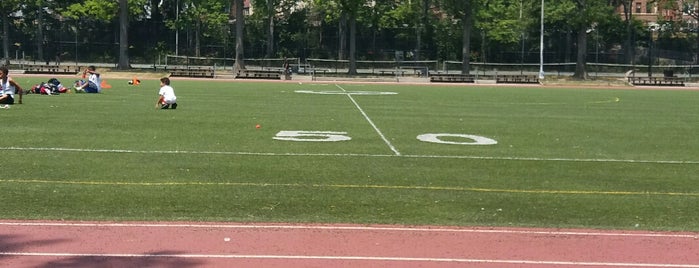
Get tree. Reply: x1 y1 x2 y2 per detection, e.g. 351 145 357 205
546 0 614 79
440 0 475 74
337 0 366 75
62 0 147 68
0 0 22 65
683 0 699 63
118 0 129 69
252 0 280 57
232 0 246 71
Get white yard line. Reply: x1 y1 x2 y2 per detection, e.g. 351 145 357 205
1 146 698 165
335 84 401 156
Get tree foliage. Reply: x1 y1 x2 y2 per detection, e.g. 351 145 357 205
1 0 697 80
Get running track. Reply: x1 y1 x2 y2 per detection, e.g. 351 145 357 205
1 221 698 267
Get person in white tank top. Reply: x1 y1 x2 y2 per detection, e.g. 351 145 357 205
0 66 24 107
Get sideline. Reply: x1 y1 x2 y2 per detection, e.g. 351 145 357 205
1 221 697 238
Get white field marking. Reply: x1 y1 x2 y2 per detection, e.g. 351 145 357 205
1 221 697 239
0 252 698 267
495 97 620 106
295 90 398 95
3 179 699 197
335 84 401 156
1 146 699 165
587 97 621 104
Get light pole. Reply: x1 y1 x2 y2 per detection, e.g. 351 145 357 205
586 23 598 78
539 0 545 79
520 0 525 75
175 0 179 56
648 24 658 77
595 29 599 78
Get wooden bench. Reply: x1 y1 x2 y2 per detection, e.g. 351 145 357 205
628 77 684 86
430 74 476 83
24 64 80 75
168 67 214 78
496 75 540 84
235 70 282 80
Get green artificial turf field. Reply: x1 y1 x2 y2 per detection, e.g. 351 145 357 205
1 76 698 231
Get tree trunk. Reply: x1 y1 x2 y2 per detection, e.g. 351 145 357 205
461 3 472 75
37 4 45 63
573 28 588 79
338 11 347 60
117 0 130 69
195 20 201 57
266 0 274 57
348 15 357 75
233 0 246 72
621 0 633 64
2 14 10 65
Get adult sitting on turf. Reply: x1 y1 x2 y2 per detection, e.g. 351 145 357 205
0 66 24 107
75 66 101 93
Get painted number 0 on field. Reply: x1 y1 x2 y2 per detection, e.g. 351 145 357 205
273 131 352 142
417 133 497 145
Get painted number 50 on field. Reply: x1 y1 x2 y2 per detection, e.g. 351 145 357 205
274 131 497 145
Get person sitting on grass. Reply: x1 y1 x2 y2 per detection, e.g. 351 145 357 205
75 65 101 93
0 66 23 108
156 77 177 109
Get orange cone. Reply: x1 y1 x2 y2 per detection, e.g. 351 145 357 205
100 80 112 89
132 77 140 85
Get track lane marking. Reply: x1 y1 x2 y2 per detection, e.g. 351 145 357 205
0 252 697 267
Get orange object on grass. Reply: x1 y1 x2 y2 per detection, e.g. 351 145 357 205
100 80 112 89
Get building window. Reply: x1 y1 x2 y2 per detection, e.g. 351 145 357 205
635 2 641 13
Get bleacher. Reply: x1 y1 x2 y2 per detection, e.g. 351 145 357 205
235 69 282 80
496 75 540 84
167 66 215 78
24 64 81 75
628 76 684 86
429 73 476 83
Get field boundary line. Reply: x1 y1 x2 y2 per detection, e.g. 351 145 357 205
335 84 401 156
2 179 699 197
2 146 699 165
1 221 698 238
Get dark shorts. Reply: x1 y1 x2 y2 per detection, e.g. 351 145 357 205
0 95 14 104
85 81 99 93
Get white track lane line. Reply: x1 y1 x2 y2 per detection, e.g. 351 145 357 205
0 252 698 267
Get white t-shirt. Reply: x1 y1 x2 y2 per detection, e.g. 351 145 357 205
1 78 16 96
159 85 177 104
88 73 101 92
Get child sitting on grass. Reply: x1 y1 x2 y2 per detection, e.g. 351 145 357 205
74 66 101 93
156 77 178 109
0 66 23 108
